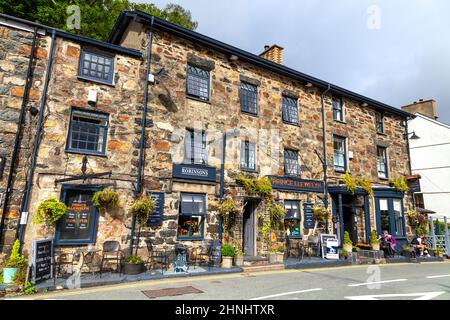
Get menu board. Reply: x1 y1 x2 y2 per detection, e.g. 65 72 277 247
320 234 338 258
65 201 90 230
32 239 53 283
303 202 315 229
147 192 164 227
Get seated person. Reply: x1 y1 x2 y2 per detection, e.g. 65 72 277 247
380 230 396 257
411 234 430 257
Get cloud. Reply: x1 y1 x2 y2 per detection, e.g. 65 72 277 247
139 0 450 123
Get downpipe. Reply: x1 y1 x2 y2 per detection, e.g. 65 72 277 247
321 84 331 230
0 27 39 249
130 17 154 256
16 29 56 248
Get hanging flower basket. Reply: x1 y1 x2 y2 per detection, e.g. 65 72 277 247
92 190 119 210
130 196 155 225
34 196 68 225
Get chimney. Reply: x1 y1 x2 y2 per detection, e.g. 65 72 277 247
259 44 284 64
401 99 438 120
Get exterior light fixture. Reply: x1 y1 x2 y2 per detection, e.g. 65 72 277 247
361 102 368 107
305 82 313 87
229 55 239 61
405 131 420 140
0 157 5 179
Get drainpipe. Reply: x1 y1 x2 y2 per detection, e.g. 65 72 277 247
16 29 57 248
405 118 416 209
130 17 155 256
320 84 331 221
0 27 39 249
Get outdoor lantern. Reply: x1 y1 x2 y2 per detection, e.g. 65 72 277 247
0 157 5 179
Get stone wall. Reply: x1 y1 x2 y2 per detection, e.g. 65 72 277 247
0 27 48 253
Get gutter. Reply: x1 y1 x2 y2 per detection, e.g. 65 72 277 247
16 29 57 247
321 84 331 212
112 10 413 119
130 16 155 255
0 27 38 248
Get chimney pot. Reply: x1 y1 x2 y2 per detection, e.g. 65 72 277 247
264 45 270 51
259 44 284 65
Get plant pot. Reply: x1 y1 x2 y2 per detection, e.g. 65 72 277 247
123 262 144 275
343 244 353 253
221 256 233 269
3 267 18 284
234 254 244 267
371 243 380 251
268 252 277 264
276 252 285 263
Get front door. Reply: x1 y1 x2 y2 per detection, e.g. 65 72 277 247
342 195 358 243
243 200 256 256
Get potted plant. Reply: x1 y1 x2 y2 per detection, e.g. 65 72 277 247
268 245 277 263
401 245 412 257
33 196 68 225
339 249 349 260
343 231 353 253
276 244 285 263
2 239 27 284
370 230 380 251
123 255 145 275
221 243 235 269
92 190 119 212
232 241 244 267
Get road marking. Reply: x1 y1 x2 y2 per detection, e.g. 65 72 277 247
346 291 446 300
348 279 407 287
250 288 322 300
426 274 450 279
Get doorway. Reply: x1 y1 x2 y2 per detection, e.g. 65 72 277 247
243 200 257 257
342 195 358 244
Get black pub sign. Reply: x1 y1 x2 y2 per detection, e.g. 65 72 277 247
172 164 216 183
268 176 324 193
32 239 53 283
147 192 164 227
303 202 315 229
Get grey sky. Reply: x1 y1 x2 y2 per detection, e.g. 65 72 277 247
138 0 450 123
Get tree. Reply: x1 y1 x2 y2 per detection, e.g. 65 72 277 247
0 0 198 41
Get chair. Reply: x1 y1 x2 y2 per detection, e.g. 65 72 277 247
99 241 123 277
308 236 321 257
297 239 309 260
53 249 75 285
145 240 170 274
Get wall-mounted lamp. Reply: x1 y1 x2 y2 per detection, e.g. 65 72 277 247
305 82 313 88
0 156 5 179
405 131 420 140
229 55 239 61
361 102 368 107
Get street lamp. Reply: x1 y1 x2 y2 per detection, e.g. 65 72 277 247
405 131 420 140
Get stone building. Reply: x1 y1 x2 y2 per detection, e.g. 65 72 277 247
0 11 414 262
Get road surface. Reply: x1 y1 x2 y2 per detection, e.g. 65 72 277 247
10 261 450 300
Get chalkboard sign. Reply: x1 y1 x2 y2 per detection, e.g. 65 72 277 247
32 239 53 284
146 192 164 227
202 239 221 267
303 202 315 229
320 234 338 259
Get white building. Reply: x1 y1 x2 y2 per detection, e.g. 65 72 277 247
402 100 450 218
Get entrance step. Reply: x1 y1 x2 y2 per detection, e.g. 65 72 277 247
243 256 269 266
242 263 285 273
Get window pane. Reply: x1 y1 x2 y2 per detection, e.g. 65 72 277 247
333 137 346 171
178 215 203 238
377 147 387 178
284 150 299 176
78 50 114 84
393 199 404 236
333 98 343 121
285 219 301 237
380 198 390 233
282 96 298 124
240 82 258 114
186 65 210 100
241 141 256 170
185 129 206 164
68 111 108 155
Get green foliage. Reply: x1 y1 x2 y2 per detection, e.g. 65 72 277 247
312 206 330 223
370 230 380 244
276 244 285 253
343 231 352 245
352 246 360 253
221 243 235 257
130 196 155 225
0 271 3 284
339 249 349 257
261 219 271 237
34 196 68 225
389 177 409 193
343 171 358 195
219 199 239 232
236 176 273 198
406 210 428 234
357 178 373 196
268 202 285 231
92 190 119 210
24 281 38 295
0 1 198 41
3 240 27 268
126 255 143 264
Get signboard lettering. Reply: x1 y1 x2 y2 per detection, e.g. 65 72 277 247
147 192 164 227
173 164 216 183
268 176 324 193
64 201 90 232
320 234 338 259
325 239 339 260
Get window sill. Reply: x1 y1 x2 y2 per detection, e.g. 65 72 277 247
77 76 115 87
240 167 258 173
378 176 389 181
240 110 259 118
186 95 211 104
333 120 346 124
177 237 204 241
65 149 107 158
282 120 301 127
377 132 387 136
334 169 347 174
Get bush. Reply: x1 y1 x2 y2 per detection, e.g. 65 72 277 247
268 202 285 230
130 196 155 225
3 240 27 268
92 190 119 209
24 282 38 295
236 176 273 198
126 255 144 264
357 178 373 196
344 171 358 195
221 243 235 257
389 177 409 193
219 199 239 232
343 231 352 245
370 230 380 244
34 196 67 225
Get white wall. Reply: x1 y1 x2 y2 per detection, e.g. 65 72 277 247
408 114 450 217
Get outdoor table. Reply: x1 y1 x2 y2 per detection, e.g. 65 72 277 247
74 247 101 276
